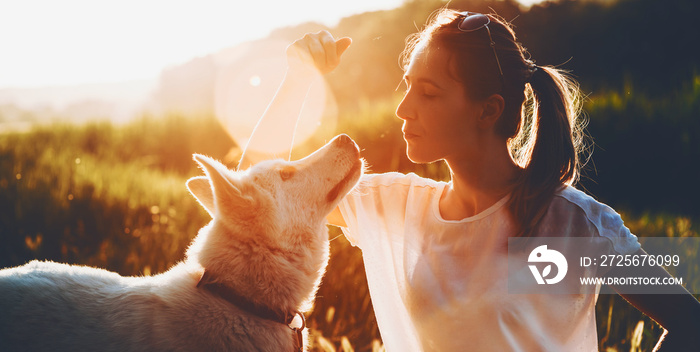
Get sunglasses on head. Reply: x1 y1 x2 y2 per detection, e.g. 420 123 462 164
457 12 504 77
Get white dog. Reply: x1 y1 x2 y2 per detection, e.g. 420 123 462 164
0 134 363 352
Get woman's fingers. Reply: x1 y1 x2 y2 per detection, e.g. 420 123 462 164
287 31 352 75
319 31 339 69
306 33 327 71
335 37 352 58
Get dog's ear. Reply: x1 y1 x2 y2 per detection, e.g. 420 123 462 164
187 176 215 217
196 269 216 288
192 154 256 216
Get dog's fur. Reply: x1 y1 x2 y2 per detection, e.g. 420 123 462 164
0 134 362 352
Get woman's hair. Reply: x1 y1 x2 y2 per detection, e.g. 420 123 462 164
401 9 588 237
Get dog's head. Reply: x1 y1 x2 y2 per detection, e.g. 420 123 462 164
187 134 362 231
185 134 362 307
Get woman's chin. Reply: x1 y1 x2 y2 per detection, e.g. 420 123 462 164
406 146 438 164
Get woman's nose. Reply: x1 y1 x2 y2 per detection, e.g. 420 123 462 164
395 92 413 121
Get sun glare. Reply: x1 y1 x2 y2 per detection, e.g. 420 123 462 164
214 40 336 156
0 0 406 89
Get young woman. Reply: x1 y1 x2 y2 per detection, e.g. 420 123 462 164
245 9 700 351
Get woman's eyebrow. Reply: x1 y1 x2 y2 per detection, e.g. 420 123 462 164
403 75 444 89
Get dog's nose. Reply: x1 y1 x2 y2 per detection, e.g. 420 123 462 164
337 134 351 144
335 134 359 154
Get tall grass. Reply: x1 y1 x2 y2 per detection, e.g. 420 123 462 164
1 104 698 350
0 115 384 351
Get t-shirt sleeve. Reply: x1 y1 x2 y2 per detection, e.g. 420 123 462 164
559 187 641 255
338 172 415 248
595 205 640 255
337 172 426 350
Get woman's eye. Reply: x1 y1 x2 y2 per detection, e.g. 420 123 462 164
419 85 439 98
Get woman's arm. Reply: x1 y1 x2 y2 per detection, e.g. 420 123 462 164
238 31 351 169
606 248 700 351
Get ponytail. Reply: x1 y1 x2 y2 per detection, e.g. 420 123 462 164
508 65 586 237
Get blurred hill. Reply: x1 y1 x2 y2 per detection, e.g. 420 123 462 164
155 0 698 113
0 79 157 130
4 0 696 126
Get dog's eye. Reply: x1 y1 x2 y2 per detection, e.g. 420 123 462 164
279 166 296 181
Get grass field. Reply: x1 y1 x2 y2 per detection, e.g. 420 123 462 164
1 106 698 351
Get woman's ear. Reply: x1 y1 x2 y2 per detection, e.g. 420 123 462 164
478 94 505 128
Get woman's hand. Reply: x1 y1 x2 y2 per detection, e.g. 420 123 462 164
286 30 352 76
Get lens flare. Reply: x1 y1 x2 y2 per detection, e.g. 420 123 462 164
249 75 261 87
214 40 336 156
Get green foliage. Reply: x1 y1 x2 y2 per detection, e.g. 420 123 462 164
580 75 700 216
0 115 232 273
517 0 699 96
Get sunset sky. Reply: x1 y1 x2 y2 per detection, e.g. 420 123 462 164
0 0 543 89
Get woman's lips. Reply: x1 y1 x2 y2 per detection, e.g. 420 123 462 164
403 131 419 140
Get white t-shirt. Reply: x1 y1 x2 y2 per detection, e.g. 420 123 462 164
338 172 640 352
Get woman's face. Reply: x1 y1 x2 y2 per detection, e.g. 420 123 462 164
396 42 484 164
